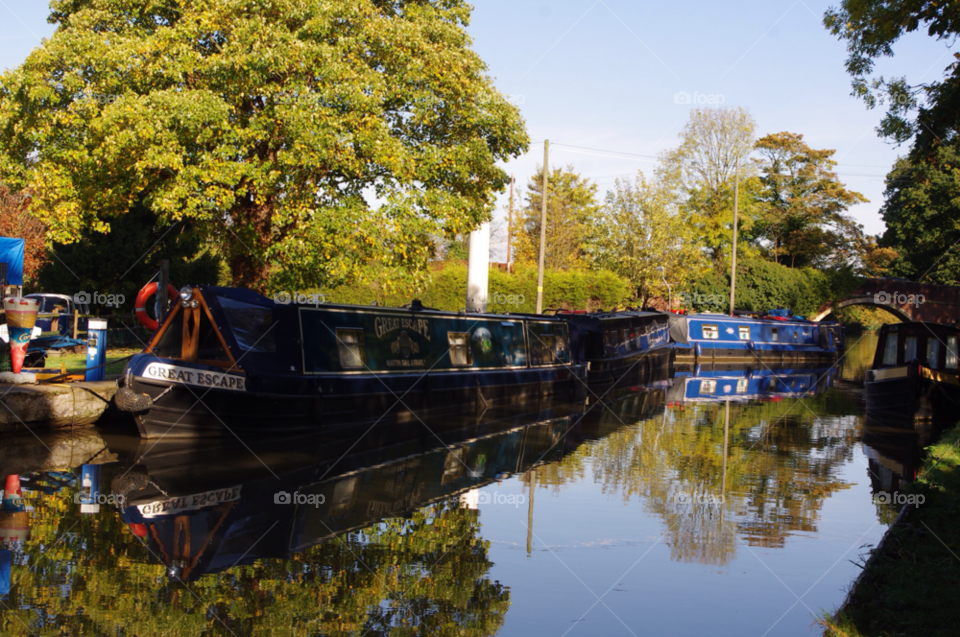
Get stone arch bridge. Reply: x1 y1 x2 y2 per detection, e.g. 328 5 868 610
813 279 960 324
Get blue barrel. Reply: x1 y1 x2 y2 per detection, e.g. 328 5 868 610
85 319 108 382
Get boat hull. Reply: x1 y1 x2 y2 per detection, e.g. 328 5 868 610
128 362 586 438
865 365 960 424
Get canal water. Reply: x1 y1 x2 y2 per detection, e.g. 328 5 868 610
0 335 916 636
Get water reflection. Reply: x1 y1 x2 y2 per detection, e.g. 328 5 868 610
0 344 922 636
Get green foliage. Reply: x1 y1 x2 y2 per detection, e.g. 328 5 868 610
323 263 632 312
754 132 869 269
682 257 862 317
0 0 528 291
879 144 960 285
36 203 220 312
513 164 600 270
594 171 708 305
823 0 960 147
657 107 760 266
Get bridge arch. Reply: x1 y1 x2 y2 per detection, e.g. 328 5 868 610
813 279 960 324
812 296 913 323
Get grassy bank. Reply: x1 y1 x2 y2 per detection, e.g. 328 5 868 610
32 347 140 380
821 424 960 637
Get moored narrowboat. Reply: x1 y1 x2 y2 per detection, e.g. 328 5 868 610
564 310 673 392
668 312 840 364
117 285 586 438
864 322 960 423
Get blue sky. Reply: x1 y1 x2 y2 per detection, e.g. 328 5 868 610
2 0 956 242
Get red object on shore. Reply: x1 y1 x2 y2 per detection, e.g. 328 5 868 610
135 282 179 331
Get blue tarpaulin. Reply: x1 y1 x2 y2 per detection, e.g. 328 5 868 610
0 237 25 285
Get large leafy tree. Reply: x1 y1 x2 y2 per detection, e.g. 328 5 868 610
594 171 706 306
824 1 960 282
0 0 528 291
513 164 599 270
657 107 759 267
754 132 868 269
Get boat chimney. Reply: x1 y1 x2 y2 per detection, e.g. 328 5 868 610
465 222 490 313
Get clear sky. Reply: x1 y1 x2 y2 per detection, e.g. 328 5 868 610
2 0 956 243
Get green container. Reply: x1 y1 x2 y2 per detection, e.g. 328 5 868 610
0 341 10 373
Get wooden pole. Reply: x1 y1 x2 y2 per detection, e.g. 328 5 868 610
507 175 515 271
527 468 536 555
729 156 741 317
72 310 79 340
160 259 170 322
536 142 549 314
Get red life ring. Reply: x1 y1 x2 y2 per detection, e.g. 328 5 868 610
135 282 179 331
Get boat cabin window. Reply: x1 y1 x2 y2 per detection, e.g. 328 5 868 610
447 333 473 366
771 327 779 342
530 334 557 365
927 338 941 370
622 328 633 351
768 377 777 391
699 379 716 394
947 336 959 369
738 326 750 341
904 336 918 362
702 324 719 340
336 328 366 369
218 296 277 353
881 335 898 366
736 378 748 394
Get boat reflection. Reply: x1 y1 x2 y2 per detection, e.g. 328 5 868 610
666 362 838 405
107 404 586 581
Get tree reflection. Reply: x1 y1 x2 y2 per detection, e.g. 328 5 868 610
2 493 506 636
539 391 859 565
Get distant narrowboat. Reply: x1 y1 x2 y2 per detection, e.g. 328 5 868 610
118 286 586 438
864 322 960 423
668 312 841 364
565 310 673 392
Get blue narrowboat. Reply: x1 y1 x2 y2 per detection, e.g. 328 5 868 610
668 311 841 364
564 310 673 392
864 322 960 423
117 286 586 438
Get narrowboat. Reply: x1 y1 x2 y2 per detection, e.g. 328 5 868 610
117 286 586 438
668 311 841 364
564 310 673 392
864 322 960 423
665 364 838 405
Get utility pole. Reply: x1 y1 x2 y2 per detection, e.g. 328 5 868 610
536 141 549 314
507 175 515 270
729 156 740 318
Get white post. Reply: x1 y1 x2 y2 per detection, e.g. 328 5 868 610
466 222 490 313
